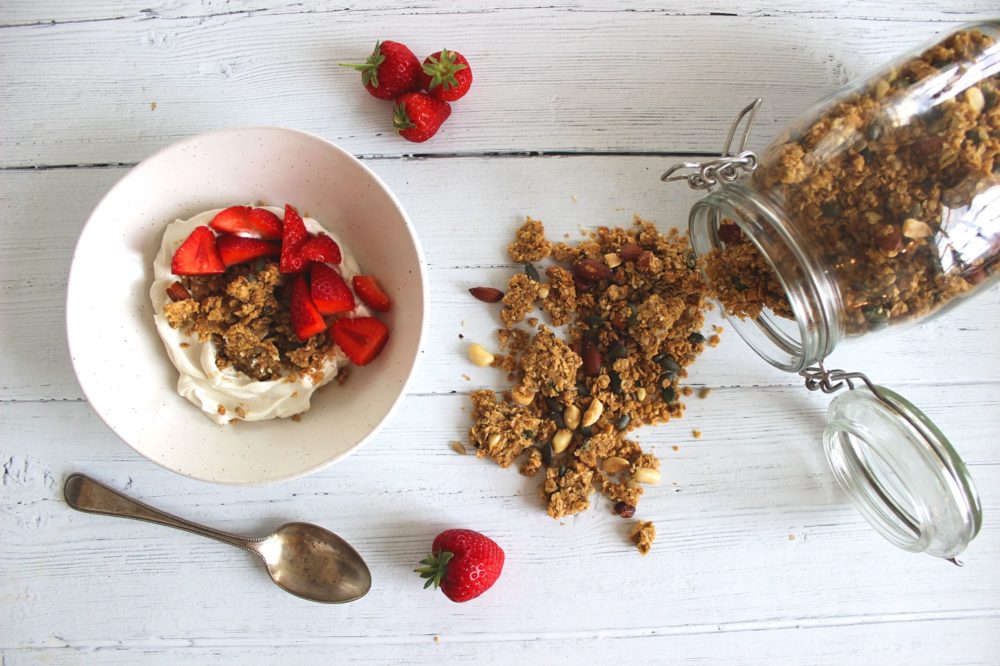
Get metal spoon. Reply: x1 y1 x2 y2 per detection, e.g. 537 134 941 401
63 473 371 603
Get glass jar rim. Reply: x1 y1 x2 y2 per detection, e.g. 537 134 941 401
823 385 982 560
688 181 842 372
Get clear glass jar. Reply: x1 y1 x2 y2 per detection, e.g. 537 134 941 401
689 21 1000 372
677 21 999 560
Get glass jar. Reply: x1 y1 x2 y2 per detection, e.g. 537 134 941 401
688 21 1000 372
672 21 999 561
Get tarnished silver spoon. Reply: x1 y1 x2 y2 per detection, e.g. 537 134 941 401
64 473 371 603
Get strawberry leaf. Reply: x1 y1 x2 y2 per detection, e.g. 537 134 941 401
339 40 387 88
414 550 454 590
422 47 467 91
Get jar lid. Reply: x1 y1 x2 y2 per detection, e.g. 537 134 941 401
823 385 981 560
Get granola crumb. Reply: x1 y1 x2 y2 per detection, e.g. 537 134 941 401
672 445 680 452
217 404 226 416
629 520 656 555
291 413 302 422
508 217 552 263
697 387 712 399
708 334 721 347
692 429 702 439
450 441 468 455
500 273 541 327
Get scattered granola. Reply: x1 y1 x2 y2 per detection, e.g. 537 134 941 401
629 520 657 555
705 28 1000 336
466 216 716 549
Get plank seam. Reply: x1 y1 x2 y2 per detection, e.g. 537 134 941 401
3 608 998 649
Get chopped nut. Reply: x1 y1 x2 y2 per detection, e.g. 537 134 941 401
536 283 550 299
582 397 604 427
450 441 468 455
902 218 933 239
629 520 656 555
602 456 630 474
551 429 572 454
965 86 985 114
468 343 495 367
604 253 623 268
166 281 192 302
636 387 647 402
633 467 661 485
511 384 536 406
563 404 581 430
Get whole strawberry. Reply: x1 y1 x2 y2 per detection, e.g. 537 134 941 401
419 48 473 102
415 529 504 602
393 92 451 143
340 40 421 100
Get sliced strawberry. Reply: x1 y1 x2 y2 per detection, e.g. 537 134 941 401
330 316 389 366
311 262 355 315
209 206 283 240
299 233 343 264
352 275 391 312
280 204 310 274
217 235 280 267
289 274 326 341
247 208 283 239
171 226 225 275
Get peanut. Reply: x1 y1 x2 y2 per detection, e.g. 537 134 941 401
551 429 572 454
582 397 604 427
468 342 494 367
563 404 581 430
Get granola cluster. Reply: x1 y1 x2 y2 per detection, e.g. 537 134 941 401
162 260 338 383
467 217 717 553
706 28 1000 334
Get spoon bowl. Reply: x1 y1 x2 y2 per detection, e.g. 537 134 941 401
64 473 371 604
257 522 371 603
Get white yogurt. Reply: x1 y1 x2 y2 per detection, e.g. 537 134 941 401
150 207 368 424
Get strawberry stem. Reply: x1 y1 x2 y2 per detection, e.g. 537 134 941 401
338 40 385 88
421 48 467 91
392 102 416 132
414 550 454 589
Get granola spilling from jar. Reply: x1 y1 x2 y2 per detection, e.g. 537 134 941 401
465 217 718 552
706 27 1000 334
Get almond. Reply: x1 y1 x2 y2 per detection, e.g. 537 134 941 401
574 258 613 282
166 281 192 302
618 243 643 262
469 286 504 303
581 339 602 376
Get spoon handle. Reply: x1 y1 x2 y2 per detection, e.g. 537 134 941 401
64 473 261 555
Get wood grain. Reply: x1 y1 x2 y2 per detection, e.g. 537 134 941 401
3 6 998 165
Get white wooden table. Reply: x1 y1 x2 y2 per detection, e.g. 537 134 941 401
3 2 999 663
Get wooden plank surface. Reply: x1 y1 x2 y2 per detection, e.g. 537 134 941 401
2 1 1000 663
2 5 999 166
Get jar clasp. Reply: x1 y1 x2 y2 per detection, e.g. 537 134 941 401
661 98 763 190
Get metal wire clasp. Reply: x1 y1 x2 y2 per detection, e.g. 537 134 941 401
661 98 763 190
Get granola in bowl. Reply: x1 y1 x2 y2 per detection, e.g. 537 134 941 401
151 204 392 424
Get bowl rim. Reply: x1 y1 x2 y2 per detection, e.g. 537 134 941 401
66 125 429 485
